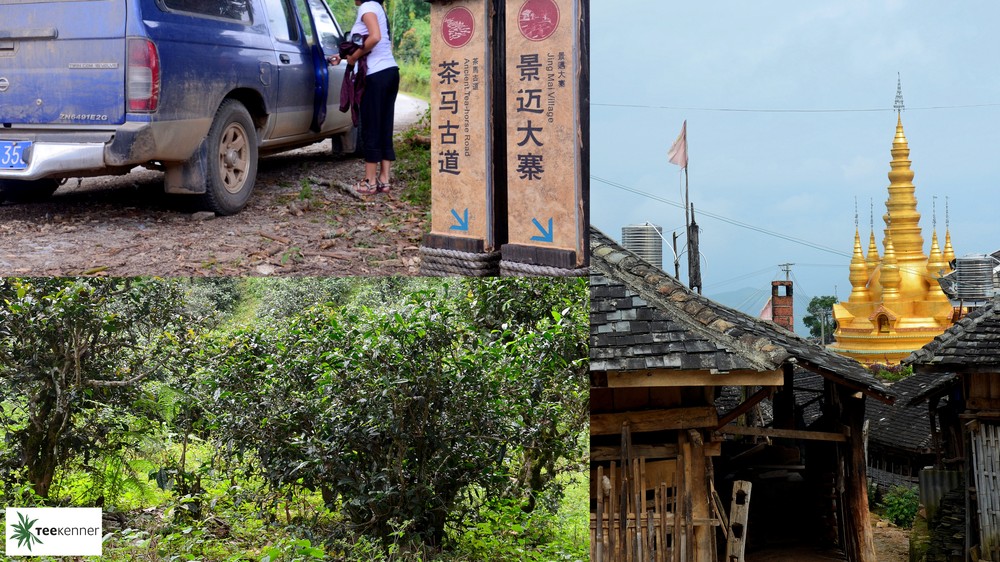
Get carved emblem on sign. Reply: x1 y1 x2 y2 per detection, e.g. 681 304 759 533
442 7 475 48
517 0 559 42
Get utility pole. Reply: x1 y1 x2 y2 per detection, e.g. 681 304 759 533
672 231 680 279
779 263 794 281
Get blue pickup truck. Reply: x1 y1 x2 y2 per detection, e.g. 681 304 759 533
0 0 356 214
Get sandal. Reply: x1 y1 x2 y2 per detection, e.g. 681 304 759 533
376 178 392 193
354 178 378 195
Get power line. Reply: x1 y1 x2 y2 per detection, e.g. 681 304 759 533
592 175 853 258
706 264 786 290
592 102 1000 113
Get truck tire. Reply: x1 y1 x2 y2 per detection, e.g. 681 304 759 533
199 100 258 215
0 179 61 203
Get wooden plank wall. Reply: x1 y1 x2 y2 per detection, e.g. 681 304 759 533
971 421 1000 561
967 373 1000 411
590 424 722 562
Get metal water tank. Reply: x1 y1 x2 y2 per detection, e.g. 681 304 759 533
954 254 995 300
622 223 664 269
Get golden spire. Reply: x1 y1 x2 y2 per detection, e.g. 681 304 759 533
866 229 880 275
928 230 946 276
883 114 926 264
881 227 901 302
944 230 956 266
926 230 951 302
849 229 872 303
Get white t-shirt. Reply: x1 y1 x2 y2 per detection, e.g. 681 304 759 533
351 1 398 75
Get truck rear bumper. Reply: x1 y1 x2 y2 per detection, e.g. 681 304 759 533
0 142 107 180
0 119 210 180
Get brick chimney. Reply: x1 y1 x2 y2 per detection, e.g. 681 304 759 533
771 280 794 332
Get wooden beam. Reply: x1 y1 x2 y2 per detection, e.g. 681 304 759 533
607 369 784 388
591 444 677 462
714 387 773 430
801 363 895 404
715 425 848 443
590 407 719 436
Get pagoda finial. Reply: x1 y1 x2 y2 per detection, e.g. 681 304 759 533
943 196 955 268
894 73 905 114
855 197 859 229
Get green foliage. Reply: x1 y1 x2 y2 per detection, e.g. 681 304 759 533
328 0 431 97
181 278 243 325
262 538 326 561
394 107 431 208
803 295 838 342
329 0 359 34
396 18 430 65
867 362 914 382
0 278 189 498
191 279 588 548
879 485 919 527
399 60 431 99
2 278 587 559
452 484 588 561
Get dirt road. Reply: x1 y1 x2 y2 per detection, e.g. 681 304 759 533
0 95 429 277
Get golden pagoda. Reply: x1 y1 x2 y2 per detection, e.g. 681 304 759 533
829 84 955 365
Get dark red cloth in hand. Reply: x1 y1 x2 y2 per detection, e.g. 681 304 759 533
338 36 368 126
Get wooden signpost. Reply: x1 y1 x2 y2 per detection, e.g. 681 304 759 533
500 0 588 275
420 0 504 276
420 0 588 276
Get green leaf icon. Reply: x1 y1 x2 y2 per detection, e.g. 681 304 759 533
10 512 43 552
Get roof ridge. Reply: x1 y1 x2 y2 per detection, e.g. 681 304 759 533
906 297 1000 365
591 227 789 370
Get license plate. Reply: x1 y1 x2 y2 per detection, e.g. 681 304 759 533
0 140 31 170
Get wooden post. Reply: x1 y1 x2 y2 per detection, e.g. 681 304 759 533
610 461 618 561
500 0 588 272
421 0 504 274
596 465 604 562
841 390 877 562
675 432 685 562
725 481 752 562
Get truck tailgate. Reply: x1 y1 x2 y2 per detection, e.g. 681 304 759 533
0 0 127 126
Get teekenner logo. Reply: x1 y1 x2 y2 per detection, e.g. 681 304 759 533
5 508 102 556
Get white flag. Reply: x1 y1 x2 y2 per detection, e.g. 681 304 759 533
667 120 688 169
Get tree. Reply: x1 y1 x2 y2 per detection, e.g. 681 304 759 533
803 295 838 343
193 279 588 548
0 278 186 498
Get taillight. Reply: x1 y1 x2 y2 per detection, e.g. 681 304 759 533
127 38 160 112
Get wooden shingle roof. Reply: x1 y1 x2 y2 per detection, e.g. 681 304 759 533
906 297 1000 371
866 370 949 452
590 227 893 403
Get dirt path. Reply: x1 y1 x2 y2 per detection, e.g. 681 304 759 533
873 518 910 562
0 95 429 277
743 516 909 561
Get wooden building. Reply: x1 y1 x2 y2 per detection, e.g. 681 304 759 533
906 298 1000 561
590 227 893 562
865 370 942 491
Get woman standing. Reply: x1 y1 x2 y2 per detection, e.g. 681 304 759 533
329 0 399 195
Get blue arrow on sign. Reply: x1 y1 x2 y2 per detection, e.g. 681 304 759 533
531 218 554 243
450 208 469 231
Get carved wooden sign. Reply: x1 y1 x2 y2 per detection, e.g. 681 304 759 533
428 0 495 250
504 0 586 267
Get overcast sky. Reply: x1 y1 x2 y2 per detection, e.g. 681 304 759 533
590 1 1000 327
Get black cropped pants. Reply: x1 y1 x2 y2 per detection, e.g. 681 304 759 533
360 66 400 163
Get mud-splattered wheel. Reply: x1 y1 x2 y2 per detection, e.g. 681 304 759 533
200 99 258 215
